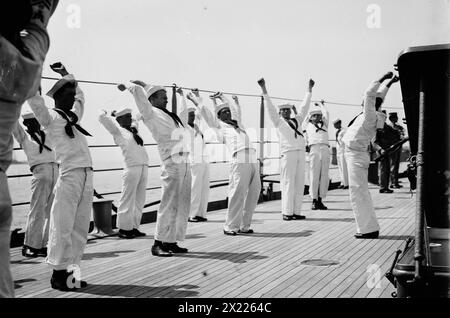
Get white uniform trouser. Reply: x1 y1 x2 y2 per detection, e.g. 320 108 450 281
117 165 148 231
309 144 330 199
25 162 58 249
345 148 380 234
46 168 93 270
0 171 14 298
155 156 191 243
190 163 210 218
225 157 261 232
280 150 306 216
336 146 349 187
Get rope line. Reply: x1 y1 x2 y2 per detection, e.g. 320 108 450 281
41 76 404 110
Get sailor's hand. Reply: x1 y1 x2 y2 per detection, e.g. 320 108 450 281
292 105 297 114
187 92 199 106
308 79 315 91
232 95 239 104
257 78 266 88
191 88 200 98
117 84 127 91
99 109 108 116
50 62 69 76
391 75 400 83
320 99 325 105
176 87 184 96
382 72 394 80
131 80 147 88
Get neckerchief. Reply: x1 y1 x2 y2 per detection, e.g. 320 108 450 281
348 112 363 127
158 107 184 127
285 118 303 138
53 108 92 138
26 129 52 153
221 119 247 135
124 126 144 146
310 120 327 132
188 122 204 139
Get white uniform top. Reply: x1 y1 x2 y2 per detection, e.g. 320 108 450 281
306 103 330 146
263 92 312 154
28 79 93 173
198 95 256 158
336 128 347 153
178 96 209 164
342 81 387 151
12 122 56 169
98 113 149 168
126 83 190 162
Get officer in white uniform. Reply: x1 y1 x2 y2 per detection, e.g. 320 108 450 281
177 89 210 223
188 92 261 236
332 118 349 189
258 78 315 220
0 0 59 298
119 80 191 257
29 63 93 290
306 102 330 210
99 108 149 239
12 112 58 258
342 71 396 239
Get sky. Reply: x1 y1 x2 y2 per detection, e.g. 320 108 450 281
24 0 450 146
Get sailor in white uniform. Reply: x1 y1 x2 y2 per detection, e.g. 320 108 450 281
188 92 261 236
341 71 396 239
12 112 58 258
177 89 210 223
306 101 330 210
29 63 92 290
332 118 349 189
258 78 315 220
99 108 149 239
118 80 191 256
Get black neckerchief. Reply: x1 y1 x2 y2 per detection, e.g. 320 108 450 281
348 112 363 127
124 126 144 146
221 118 246 134
26 129 52 153
53 108 92 138
285 118 303 138
158 107 184 127
310 120 327 132
188 122 204 139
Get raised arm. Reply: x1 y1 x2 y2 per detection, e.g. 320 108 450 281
12 122 27 145
296 79 314 123
98 110 122 136
220 94 242 125
318 100 329 127
28 94 53 128
72 82 85 119
118 81 154 121
258 78 281 128
176 88 189 127
363 72 393 117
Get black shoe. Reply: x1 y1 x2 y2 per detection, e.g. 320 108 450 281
338 185 345 189
188 217 199 222
292 215 306 220
317 198 328 210
151 244 173 257
163 242 188 253
354 231 379 239
22 245 40 258
390 184 403 189
311 200 319 210
343 186 349 190
50 270 87 291
283 215 293 221
238 229 254 234
379 188 394 193
118 229 135 239
132 229 146 237
38 247 48 257
195 216 208 222
223 229 237 236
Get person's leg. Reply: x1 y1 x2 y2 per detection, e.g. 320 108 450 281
175 161 191 242
72 169 93 269
42 163 59 249
319 145 330 199
0 171 14 298
342 150 349 187
189 163 203 218
241 163 261 232
280 152 296 216
294 151 306 216
337 149 345 185
379 157 390 190
225 162 249 233
199 163 210 218
346 149 380 234
117 166 140 231
390 150 400 186
309 145 320 200
24 163 54 250
133 165 148 230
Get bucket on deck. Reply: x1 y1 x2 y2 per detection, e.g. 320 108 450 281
90 199 117 238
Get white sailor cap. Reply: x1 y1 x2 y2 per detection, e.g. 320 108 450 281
309 108 322 115
22 111 35 120
215 102 230 115
278 104 293 110
144 85 166 98
46 74 76 98
114 108 132 117
332 118 341 124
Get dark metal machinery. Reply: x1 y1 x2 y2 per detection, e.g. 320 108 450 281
385 44 450 298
